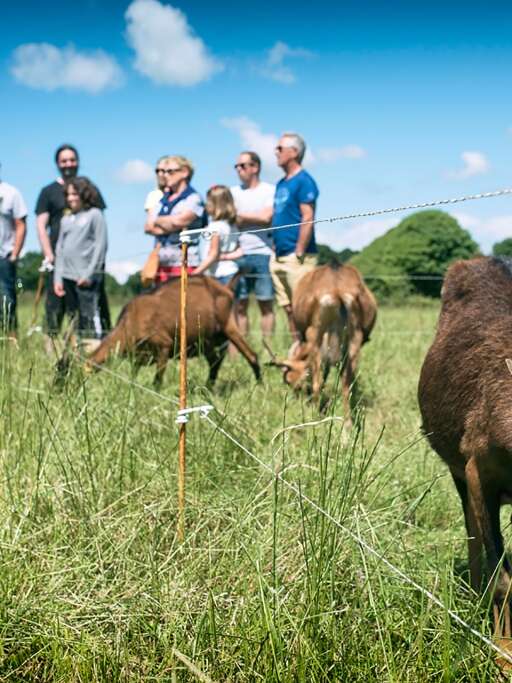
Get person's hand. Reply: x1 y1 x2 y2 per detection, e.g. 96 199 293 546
45 253 55 264
295 251 305 264
8 253 18 263
77 278 92 288
145 221 164 235
54 282 65 297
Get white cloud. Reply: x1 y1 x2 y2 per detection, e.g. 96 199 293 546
447 151 490 180
452 211 512 252
107 260 142 284
317 217 397 251
116 159 154 184
315 145 367 162
125 0 222 86
10 43 122 93
221 116 366 180
259 41 313 84
221 116 279 178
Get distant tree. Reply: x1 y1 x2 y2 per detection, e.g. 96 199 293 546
123 271 143 297
350 210 480 301
104 273 124 297
493 238 512 258
317 244 358 266
17 251 43 291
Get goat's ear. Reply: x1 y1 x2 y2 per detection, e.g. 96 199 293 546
506 358 512 376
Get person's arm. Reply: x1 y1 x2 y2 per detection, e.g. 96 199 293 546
154 209 197 233
145 220 165 236
191 234 220 275
237 206 273 229
10 217 27 260
53 230 65 297
36 213 55 261
218 246 244 261
79 210 108 285
295 203 315 258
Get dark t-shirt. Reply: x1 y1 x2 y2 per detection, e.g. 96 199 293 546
35 180 106 250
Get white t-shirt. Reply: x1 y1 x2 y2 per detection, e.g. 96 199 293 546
207 220 239 278
158 192 205 268
144 188 163 215
230 182 275 256
0 181 27 258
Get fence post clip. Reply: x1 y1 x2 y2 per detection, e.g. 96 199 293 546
176 404 214 424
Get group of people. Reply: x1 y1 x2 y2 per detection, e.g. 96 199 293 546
0 131 319 346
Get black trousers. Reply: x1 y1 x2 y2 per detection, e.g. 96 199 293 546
46 272 111 337
63 277 102 339
0 257 17 331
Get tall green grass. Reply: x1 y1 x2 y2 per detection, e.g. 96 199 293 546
0 299 504 680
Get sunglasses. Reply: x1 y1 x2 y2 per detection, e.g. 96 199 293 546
275 145 292 153
163 168 181 175
234 162 254 170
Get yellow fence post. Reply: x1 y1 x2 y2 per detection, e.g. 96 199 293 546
177 238 189 542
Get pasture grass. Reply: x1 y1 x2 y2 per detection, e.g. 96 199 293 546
0 297 506 681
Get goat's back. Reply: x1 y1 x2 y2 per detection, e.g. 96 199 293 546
419 257 512 473
292 263 377 339
107 276 234 347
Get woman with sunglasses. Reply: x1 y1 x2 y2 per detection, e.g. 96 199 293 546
145 155 206 284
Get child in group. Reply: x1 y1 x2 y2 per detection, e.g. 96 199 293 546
192 185 242 284
54 176 108 345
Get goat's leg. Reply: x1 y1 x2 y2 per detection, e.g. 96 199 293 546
466 457 512 641
153 347 170 389
223 315 261 381
205 342 228 388
451 472 483 591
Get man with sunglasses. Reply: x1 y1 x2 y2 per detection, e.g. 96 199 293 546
35 144 109 343
271 132 319 336
231 151 275 338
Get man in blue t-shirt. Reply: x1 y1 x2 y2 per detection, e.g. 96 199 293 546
270 132 319 335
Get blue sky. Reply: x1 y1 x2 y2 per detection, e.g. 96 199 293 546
2 0 511 281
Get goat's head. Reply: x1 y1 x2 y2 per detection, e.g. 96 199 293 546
263 340 311 392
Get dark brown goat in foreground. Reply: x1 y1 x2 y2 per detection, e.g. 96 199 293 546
87 275 260 387
266 263 377 421
418 256 512 657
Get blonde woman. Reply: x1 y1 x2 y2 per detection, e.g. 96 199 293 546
145 155 206 284
192 185 242 285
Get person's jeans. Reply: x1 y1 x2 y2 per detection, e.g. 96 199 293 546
0 257 17 332
46 271 110 337
63 277 102 339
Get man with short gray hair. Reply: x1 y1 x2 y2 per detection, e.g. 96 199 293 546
270 132 319 336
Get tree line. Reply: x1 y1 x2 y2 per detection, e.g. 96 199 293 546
17 210 511 302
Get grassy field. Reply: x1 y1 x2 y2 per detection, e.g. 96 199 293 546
0 296 506 681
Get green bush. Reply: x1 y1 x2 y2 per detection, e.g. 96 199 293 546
317 244 358 266
492 238 512 258
350 210 479 301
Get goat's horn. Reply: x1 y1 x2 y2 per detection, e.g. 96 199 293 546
262 340 292 370
262 339 279 363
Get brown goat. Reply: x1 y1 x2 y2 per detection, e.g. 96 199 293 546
266 263 377 420
87 275 260 387
418 256 512 652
